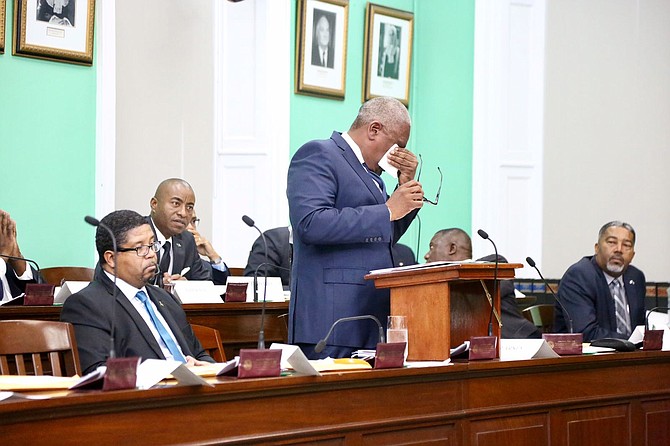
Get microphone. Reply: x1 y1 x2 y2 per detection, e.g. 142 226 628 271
242 215 268 303
526 256 574 333
0 254 43 284
314 315 386 354
85 215 118 358
477 229 498 337
253 262 291 349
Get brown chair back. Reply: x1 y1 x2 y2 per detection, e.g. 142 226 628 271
228 267 245 277
522 304 555 333
0 320 82 376
41 266 94 286
192 324 226 362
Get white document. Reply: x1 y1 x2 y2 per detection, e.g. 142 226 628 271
173 280 223 304
136 359 212 389
500 339 560 361
225 276 285 302
270 343 320 376
54 281 89 304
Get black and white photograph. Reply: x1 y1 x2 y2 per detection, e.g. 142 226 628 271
0 0 6 54
295 0 349 99
13 0 95 65
363 3 413 106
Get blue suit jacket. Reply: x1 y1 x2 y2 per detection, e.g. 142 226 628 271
555 256 646 341
287 132 418 351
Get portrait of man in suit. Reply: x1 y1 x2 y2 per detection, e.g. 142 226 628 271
36 0 76 27
310 9 335 69
377 22 401 80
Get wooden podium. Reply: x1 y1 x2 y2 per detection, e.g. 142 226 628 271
366 262 522 361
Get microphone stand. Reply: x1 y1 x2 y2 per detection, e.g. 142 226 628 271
0 254 43 284
85 216 118 358
253 262 291 349
242 215 268 303
314 315 386 354
477 230 498 337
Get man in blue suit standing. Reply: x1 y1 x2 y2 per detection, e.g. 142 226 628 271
287 97 424 359
555 221 646 341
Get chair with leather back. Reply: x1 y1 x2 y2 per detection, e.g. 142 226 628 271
0 320 82 376
41 266 94 286
522 304 555 333
191 324 226 362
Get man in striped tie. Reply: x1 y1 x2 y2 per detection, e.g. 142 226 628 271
62 210 214 374
555 221 646 342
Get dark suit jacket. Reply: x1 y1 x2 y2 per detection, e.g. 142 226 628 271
392 243 416 267
555 256 646 341
311 43 334 68
478 254 542 339
61 265 213 374
287 132 418 355
4 264 39 298
146 217 211 282
243 227 292 287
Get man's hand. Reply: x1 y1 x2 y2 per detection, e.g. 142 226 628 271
185 355 211 367
387 147 418 185
386 180 424 221
187 227 221 263
0 210 27 275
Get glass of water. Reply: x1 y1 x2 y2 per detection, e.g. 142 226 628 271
387 315 408 362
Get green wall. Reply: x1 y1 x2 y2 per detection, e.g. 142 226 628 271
0 1 97 268
290 0 474 260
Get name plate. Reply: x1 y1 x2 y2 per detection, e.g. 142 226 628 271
543 333 583 355
469 336 498 360
237 349 281 379
374 342 406 369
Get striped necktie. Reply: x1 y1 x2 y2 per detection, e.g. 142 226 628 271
363 163 387 197
610 279 631 336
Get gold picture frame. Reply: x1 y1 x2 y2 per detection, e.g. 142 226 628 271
13 0 95 65
363 3 413 106
0 0 6 54
295 0 349 99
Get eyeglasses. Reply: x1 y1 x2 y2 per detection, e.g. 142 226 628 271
190 218 200 227
417 154 442 206
118 241 161 257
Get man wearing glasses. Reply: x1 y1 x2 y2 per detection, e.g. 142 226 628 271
287 97 424 359
61 210 214 375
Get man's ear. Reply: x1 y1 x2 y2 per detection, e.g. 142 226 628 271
448 242 458 256
103 250 116 269
150 197 157 214
594 242 599 254
368 121 383 140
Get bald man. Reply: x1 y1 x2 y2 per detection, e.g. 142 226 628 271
146 178 211 287
425 228 541 339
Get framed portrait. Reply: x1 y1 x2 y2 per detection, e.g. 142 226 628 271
295 0 349 99
13 0 95 65
363 3 413 106
0 0 6 54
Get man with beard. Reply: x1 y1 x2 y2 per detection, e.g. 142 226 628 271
61 210 213 374
555 221 646 341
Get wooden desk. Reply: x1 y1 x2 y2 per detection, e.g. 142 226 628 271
2 351 670 445
0 302 289 359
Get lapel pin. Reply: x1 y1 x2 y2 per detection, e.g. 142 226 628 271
176 241 182 248
629 280 635 285
159 301 165 307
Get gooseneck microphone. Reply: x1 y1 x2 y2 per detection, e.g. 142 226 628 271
526 256 573 333
85 215 118 358
645 306 670 331
477 229 498 337
252 262 291 349
314 315 386 354
0 254 43 284
242 215 268 303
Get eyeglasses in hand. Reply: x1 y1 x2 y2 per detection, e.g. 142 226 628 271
417 154 442 206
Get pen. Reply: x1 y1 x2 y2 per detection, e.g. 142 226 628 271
180 267 190 277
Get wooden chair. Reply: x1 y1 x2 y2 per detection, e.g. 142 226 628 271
0 320 82 376
228 267 245 277
192 324 227 362
41 266 94 286
522 304 555 333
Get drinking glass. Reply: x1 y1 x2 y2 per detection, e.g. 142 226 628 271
387 315 408 362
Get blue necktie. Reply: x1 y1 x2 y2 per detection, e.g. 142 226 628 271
363 163 387 197
136 290 186 362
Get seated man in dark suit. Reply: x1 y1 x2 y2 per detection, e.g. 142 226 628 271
147 178 212 287
0 209 39 302
186 212 229 285
555 221 645 341
425 228 541 339
244 226 292 288
61 210 214 374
